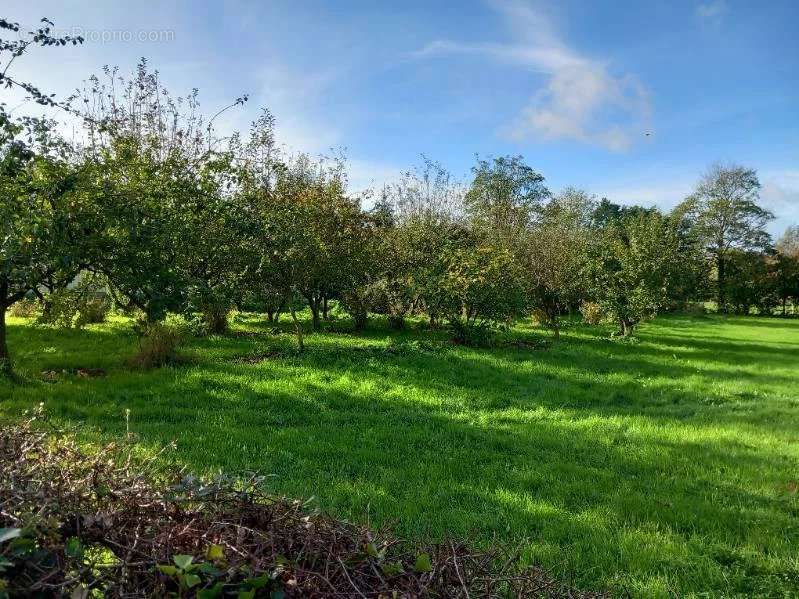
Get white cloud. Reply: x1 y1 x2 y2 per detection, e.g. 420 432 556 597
696 1 728 20
760 170 799 234
411 0 650 151
592 179 695 211
253 64 343 154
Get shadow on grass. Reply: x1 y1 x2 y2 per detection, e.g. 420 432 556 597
2 314 798 595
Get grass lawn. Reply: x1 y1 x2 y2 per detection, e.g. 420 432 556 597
1 312 798 596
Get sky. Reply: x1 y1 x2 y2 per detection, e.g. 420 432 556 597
3 0 798 235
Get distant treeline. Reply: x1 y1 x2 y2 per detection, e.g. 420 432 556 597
2 21 798 369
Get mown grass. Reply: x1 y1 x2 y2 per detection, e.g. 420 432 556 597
1 311 798 596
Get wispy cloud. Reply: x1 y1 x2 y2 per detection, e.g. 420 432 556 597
411 0 650 151
760 170 799 233
593 168 799 236
696 0 728 20
254 64 343 154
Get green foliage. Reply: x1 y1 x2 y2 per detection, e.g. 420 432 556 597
678 163 773 311
37 276 110 329
774 227 799 314
724 250 779 315
74 61 248 325
413 552 432 573
523 188 595 337
0 114 87 362
440 243 526 344
465 154 549 242
587 210 688 336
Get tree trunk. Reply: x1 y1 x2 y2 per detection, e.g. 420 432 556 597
619 318 633 337
290 306 304 351
322 296 330 320
0 303 10 374
203 309 228 335
552 320 560 340
311 305 321 330
304 294 322 331
266 311 275 324
716 252 726 313
353 310 367 332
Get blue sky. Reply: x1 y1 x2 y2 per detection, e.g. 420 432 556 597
4 0 798 234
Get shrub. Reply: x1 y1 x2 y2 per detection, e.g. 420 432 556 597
199 302 231 335
439 244 526 346
37 289 82 328
530 308 548 326
130 322 184 368
9 297 41 318
37 279 110 329
76 297 111 326
449 320 494 347
579 301 604 325
682 302 707 316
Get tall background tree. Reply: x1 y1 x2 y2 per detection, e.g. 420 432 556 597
678 164 773 312
465 154 549 249
774 226 799 315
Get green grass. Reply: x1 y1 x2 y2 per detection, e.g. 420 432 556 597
2 311 798 596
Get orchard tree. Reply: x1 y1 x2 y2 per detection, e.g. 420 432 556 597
0 116 85 370
230 110 289 325
678 164 773 312
0 16 85 372
524 188 595 338
274 153 362 331
439 240 527 345
75 62 248 327
775 226 799 314
376 159 464 329
587 210 685 337
724 250 778 315
337 219 380 331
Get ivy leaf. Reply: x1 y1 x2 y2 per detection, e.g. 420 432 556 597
365 541 385 560
184 573 202 588
173 554 194 570
244 575 269 589
157 564 178 576
0 528 21 543
414 552 433 573
206 543 225 562
197 583 225 599
381 561 405 577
